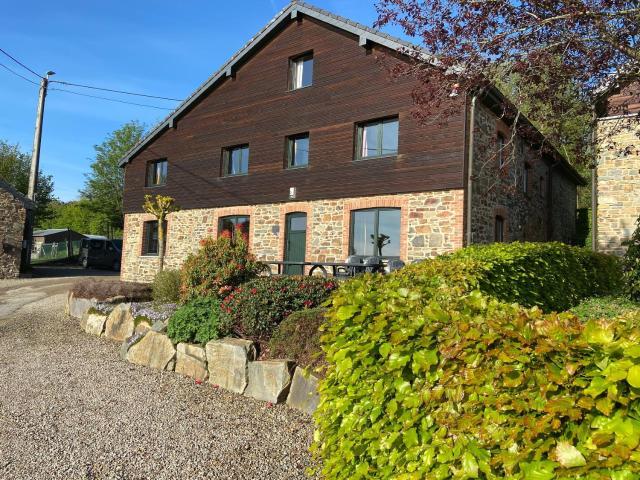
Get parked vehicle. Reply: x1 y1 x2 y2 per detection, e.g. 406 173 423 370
78 238 122 270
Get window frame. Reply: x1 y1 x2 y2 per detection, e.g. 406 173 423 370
218 215 251 240
349 207 401 259
523 163 531 194
285 133 310 169
221 144 250 177
145 159 168 187
355 116 400 161
497 133 506 168
288 52 314 91
494 215 505 243
142 220 166 256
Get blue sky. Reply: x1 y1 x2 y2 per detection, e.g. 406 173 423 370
1 0 407 202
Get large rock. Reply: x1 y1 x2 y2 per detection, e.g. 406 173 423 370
286 367 321 415
82 311 107 336
126 331 176 371
120 332 145 361
104 303 134 342
135 320 152 334
205 338 256 394
175 343 208 381
245 360 295 404
68 294 97 320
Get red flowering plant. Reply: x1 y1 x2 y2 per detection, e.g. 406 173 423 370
220 276 337 342
179 231 265 303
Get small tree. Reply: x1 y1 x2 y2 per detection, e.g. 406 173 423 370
143 194 180 273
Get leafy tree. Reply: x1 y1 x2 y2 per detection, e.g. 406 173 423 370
38 199 116 237
81 121 145 235
0 139 55 225
375 0 640 164
143 194 179 273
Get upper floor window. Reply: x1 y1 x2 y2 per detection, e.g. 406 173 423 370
146 159 167 187
350 208 401 259
289 52 313 90
523 163 531 194
218 215 250 240
286 133 310 168
356 117 399 160
222 145 249 176
142 220 166 256
495 215 505 243
497 134 506 168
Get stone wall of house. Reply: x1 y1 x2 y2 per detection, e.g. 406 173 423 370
0 186 28 279
470 103 577 244
121 190 465 283
596 118 640 255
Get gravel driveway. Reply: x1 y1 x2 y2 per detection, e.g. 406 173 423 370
0 293 317 479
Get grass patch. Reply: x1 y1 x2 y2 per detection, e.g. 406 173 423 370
570 295 640 321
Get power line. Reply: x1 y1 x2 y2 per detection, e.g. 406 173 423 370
0 47 42 79
50 79 183 102
49 87 176 110
0 62 39 86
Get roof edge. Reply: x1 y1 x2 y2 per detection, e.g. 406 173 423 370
118 0 428 167
0 179 36 209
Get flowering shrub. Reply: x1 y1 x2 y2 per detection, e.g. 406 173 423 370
166 297 227 345
179 229 264 302
220 276 337 341
131 302 177 324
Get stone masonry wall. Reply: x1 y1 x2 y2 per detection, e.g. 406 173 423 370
471 103 577 244
0 187 28 279
121 190 465 283
596 118 640 255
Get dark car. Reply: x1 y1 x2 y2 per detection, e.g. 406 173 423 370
79 238 122 270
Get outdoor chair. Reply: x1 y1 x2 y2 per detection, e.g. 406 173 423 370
385 259 406 273
335 255 364 277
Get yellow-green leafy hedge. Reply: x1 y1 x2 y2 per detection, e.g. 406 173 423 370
314 243 631 479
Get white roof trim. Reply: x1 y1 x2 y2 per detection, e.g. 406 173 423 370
118 1 429 166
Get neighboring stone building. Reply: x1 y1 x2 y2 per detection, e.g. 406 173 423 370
0 180 34 279
596 80 640 256
118 1 584 282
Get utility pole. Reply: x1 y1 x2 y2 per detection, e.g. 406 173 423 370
27 70 54 200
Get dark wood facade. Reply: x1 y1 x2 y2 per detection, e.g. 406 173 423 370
602 81 640 117
123 16 467 214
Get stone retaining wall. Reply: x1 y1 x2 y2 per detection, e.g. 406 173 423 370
121 191 465 282
68 295 321 414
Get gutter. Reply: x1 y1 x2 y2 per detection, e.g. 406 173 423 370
466 95 477 246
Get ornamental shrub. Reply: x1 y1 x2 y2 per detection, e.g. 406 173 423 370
623 216 640 300
315 273 640 479
401 242 622 312
152 269 181 304
220 276 337 341
166 297 227 345
179 232 264 302
267 307 327 374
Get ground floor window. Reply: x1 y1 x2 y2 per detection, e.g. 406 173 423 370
495 215 505 243
350 208 401 258
219 215 250 240
142 220 166 256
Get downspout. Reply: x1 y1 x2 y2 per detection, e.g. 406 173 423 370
466 95 477 246
590 106 598 251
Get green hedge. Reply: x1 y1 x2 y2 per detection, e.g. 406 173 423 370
314 242 628 478
400 242 622 312
315 273 640 479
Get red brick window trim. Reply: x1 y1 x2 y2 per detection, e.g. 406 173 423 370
342 197 408 261
211 207 254 249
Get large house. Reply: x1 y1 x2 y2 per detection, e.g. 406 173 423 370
596 80 640 255
119 1 584 282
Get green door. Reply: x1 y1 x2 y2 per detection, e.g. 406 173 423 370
284 212 307 275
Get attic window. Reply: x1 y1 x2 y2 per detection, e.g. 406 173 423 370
289 52 313 90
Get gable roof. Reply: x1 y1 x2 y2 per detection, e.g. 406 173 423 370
0 179 35 210
118 0 428 167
